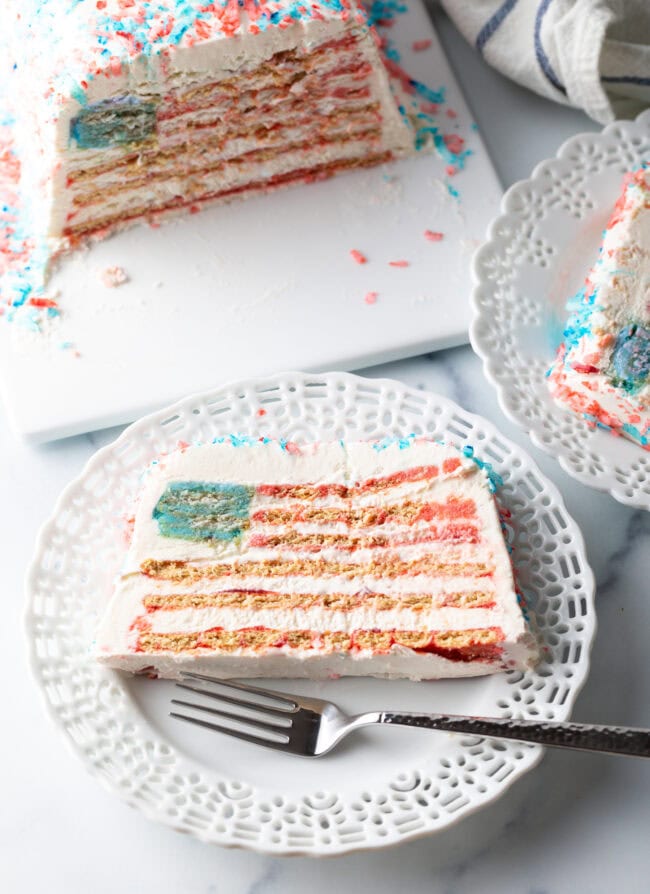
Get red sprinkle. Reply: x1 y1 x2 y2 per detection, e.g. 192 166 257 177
446 108 458 119
350 249 367 264
424 230 444 242
28 297 59 308
412 39 432 51
257 408 267 417
442 457 461 473
364 291 378 305
444 134 465 155
446 165 457 176
389 260 409 268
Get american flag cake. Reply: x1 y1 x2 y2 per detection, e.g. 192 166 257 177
2 0 413 253
548 167 649 448
96 438 538 680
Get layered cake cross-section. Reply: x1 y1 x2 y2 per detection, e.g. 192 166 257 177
96 438 538 680
548 167 650 447
2 0 414 251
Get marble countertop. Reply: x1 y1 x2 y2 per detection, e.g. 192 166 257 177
2 5 649 893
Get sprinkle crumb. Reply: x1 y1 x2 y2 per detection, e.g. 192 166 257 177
412 39 432 51
424 230 444 242
257 408 267 417
350 249 367 265
364 291 379 305
446 165 457 176
389 260 409 268
100 265 129 288
446 108 458 119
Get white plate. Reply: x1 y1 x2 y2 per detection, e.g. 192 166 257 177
0 1 502 443
471 109 650 510
25 371 595 856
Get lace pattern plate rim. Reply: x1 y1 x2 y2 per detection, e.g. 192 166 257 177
25 371 595 855
471 109 650 510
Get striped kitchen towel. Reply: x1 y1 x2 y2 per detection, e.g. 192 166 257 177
440 0 650 123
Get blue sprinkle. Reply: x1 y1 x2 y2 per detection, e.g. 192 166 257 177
461 445 504 492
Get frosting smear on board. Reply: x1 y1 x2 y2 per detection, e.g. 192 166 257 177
96 437 538 680
548 167 650 448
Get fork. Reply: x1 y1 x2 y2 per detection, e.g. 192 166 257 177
170 673 650 758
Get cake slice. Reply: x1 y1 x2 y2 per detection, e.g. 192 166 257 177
548 167 649 447
2 0 413 253
96 438 537 680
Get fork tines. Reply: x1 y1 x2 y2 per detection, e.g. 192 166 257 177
170 672 298 750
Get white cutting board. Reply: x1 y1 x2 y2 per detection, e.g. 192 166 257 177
0 0 501 442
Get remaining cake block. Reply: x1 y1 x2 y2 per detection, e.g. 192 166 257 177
96 438 537 680
2 0 413 250
548 167 650 447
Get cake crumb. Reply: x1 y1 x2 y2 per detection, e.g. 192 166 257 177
424 230 444 242
364 291 379 305
100 266 129 288
350 249 367 265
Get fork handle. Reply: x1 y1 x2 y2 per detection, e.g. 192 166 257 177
374 713 650 757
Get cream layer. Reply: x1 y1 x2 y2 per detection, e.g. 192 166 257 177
142 605 516 635
97 649 520 682
128 574 497 599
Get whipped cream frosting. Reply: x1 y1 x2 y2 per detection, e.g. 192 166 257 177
548 167 650 447
95 437 538 680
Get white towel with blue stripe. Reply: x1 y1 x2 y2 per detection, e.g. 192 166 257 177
440 0 650 123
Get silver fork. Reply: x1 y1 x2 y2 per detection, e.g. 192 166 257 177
170 672 650 758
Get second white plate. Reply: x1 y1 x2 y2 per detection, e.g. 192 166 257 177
471 109 650 510
26 371 595 855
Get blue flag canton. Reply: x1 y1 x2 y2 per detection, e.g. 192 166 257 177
153 480 254 542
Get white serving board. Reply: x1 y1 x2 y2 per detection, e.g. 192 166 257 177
0 1 502 442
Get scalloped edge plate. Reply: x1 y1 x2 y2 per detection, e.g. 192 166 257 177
25 371 596 855
471 109 650 510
